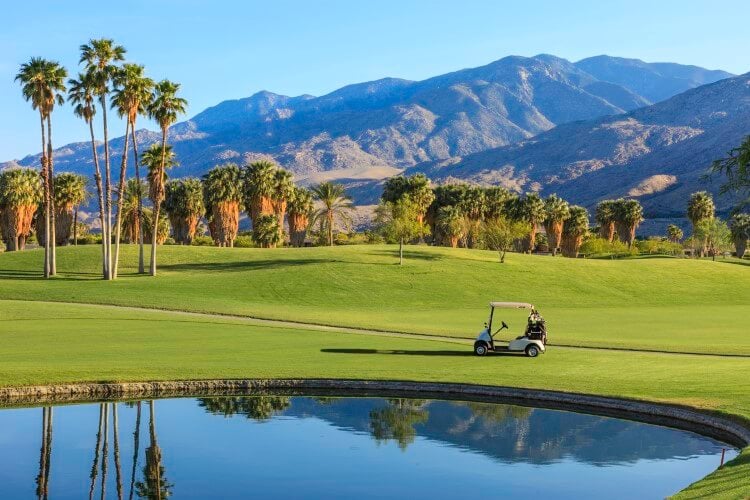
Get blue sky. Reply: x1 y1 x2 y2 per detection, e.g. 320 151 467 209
2 0 748 160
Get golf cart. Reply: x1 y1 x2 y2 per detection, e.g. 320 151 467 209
473 302 547 357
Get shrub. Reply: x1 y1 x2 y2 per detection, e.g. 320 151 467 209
191 235 215 246
234 235 254 248
579 237 633 258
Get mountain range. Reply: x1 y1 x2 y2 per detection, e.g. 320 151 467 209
2 54 741 222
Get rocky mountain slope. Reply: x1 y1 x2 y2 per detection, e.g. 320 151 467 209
1 54 737 220
408 72 750 216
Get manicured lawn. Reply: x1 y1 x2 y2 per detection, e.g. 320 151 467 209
0 245 748 497
0 244 748 354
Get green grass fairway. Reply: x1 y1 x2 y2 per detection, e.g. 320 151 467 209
0 299 748 498
0 244 748 354
0 246 748 497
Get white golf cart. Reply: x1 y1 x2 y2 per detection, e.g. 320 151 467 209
473 302 547 357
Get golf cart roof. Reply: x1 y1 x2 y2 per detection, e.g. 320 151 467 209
489 302 534 309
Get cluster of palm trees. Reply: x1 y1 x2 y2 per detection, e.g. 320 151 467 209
381 176 592 257
195 161 353 248
593 198 645 248
14 38 187 279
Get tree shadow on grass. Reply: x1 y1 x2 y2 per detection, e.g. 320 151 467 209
159 257 351 273
368 249 445 262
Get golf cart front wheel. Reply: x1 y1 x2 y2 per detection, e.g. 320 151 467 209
474 343 488 356
525 345 540 358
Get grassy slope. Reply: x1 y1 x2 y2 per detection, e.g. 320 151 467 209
0 244 748 354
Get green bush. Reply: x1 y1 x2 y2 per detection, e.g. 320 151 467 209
163 237 176 246
191 235 215 247
579 237 633 258
234 235 254 248
635 237 683 256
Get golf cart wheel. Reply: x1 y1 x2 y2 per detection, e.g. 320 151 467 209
474 342 488 356
525 345 540 358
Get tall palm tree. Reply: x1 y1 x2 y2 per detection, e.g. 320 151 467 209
243 160 277 223
667 224 683 243
142 144 178 247
310 182 355 246
613 198 644 248
287 186 313 247
687 191 715 257
272 169 295 245
164 178 205 244
147 80 187 275
80 38 126 280
37 173 87 246
16 57 67 277
409 175 435 242
129 402 142 500
561 206 589 257
89 404 105 500
202 164 243 247
516 193 545 253
482 186 513 221
112 64 155 276
543 194 570 256
595 200 617 242
69 71 107 271
0 168 42 251
730 213 750 258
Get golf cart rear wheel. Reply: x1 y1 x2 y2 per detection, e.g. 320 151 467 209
525 345 540 358
474 342 488 356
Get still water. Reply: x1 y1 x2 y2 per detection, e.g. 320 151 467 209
0 396 735 499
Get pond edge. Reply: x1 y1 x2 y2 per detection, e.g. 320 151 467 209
0 379 748 448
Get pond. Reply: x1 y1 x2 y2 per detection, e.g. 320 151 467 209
0 395 736 499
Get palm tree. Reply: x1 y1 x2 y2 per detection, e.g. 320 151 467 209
483 186 513 221
80 38 127 280
667 224 683 243
142 208 170 245
595 199 617 242
243 160 277 223
121 180 148 243
164 178 205 244
730 213 750 258
69 71 107 270
45 173 87 246
310 182 355 246
710 135 750 201
687 191 715 257
142 144 178 247
287 186 313 247
458 187 485 248
561 206 589 257
129 402 142 500
113 404 124 500
436 206 464 248
543 194 570 256
272 169 294 245
112 64 155 276
89 404 105 500
146 79 187 275
613 198 644 248
16 57 67 277
202 164 243 247
516 193 545 253
253 214 281 248
0 168 42 251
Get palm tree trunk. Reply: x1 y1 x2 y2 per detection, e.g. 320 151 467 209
327 210 333 246
113 404 123 500
89 404 104 500
113 121 131 279
131 125 145 274
101 95 113 280
43 407 53 499
128 401 141 500
46 116 57 275
101 403 109 500
73 208 78 245
150 130 167 276
88 119 108 278
39 113 50 278
36 407 48 498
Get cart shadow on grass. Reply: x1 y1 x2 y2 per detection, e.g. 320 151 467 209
320 348 518 357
